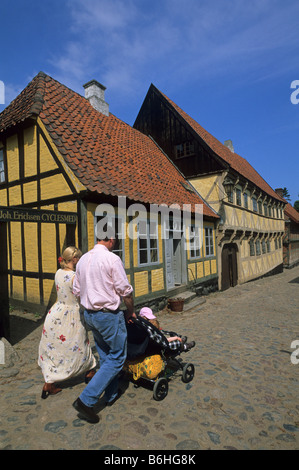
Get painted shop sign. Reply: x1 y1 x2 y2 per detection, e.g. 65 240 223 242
0 206 77 224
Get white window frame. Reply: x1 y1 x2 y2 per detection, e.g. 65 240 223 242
137 219 159 266
189 224 202 259
205 227 214 257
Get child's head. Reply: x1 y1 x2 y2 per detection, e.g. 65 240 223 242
139 307 160 329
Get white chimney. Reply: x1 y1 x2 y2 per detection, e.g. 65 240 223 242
83 80 109 116
224 139 234 153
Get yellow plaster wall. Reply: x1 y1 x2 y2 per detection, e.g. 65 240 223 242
12 277 23 300
190 175 222 213
8 185 22 206
10 222 22 271
211 259 217 274
204 260 211 276
87 202 97 249
41 223 57 273
26 278 40 304
23 181 37 205
151 268 164 292
23 223 39 272
40 173 73 201
197 261 204 278
24 127 37 177
40 133 59 173
188 263 196 281
239 248 283 284
0 188 7 206
6 134 19 182
134 271 149 297
224 205 285 233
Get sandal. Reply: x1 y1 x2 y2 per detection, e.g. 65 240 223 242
41 383 62 399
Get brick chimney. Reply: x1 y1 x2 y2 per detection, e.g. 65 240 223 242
224 140 234 153
83 80 109 116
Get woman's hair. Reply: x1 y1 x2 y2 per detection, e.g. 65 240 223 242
58 246 82 269
148 318 160 329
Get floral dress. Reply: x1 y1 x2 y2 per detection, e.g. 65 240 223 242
38 269 96 383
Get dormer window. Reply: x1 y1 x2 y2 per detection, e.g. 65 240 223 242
252 197 257 212
236 188 242 206
175 141 194 159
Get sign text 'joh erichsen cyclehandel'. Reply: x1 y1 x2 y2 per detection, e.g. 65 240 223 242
0 207 77 224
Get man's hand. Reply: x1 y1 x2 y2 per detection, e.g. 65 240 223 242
125 311 137 324
123 293 136 323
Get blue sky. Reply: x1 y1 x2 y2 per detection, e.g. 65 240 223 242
0 0 298 204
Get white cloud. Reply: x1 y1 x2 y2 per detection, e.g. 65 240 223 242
48 0 299 108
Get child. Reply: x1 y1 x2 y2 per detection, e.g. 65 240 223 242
139 307 195 352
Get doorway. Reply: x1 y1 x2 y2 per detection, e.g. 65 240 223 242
0 222 9 339
221 243 238 291
165 220 186 290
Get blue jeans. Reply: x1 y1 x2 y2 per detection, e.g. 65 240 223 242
79 309 127 407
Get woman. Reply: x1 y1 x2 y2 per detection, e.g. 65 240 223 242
38 246 97 398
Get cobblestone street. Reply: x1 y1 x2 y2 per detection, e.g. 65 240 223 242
0 266 298 451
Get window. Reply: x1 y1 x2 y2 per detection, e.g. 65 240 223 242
189 225 201 259
263 203 268 217
249 240 255 256
175 141 195 159
0 149 5 183
255 239 261 255
243 192 248 209
236 188 242 206
262 240 266 254
205 227 214 257
258 200 263 214
95 215 125 262
228 190 234 204
252 197 257 212
267 240 271 253
138 219 159 265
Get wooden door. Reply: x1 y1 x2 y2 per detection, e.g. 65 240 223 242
221 243 238 291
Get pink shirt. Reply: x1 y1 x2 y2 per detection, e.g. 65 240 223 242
73 244 133 311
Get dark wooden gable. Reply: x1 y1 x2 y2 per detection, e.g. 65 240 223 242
134 84 226 178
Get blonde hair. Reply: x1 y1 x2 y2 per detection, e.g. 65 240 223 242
148 318 160 329
58 246 82 269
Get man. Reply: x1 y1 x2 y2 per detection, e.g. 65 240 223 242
72 236 135 423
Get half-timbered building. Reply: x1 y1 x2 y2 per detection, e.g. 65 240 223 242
134 84 286 291
275 189 299 268
0 73 219 339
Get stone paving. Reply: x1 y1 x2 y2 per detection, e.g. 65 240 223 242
0 266 299 450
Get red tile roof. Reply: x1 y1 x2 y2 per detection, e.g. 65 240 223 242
155 86 285 204
284 202 299 224
0 72 218 218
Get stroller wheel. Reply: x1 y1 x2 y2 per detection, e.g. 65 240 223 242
153 377 168 401
182 363 195 383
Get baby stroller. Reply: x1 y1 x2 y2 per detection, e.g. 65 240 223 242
123 316 195 401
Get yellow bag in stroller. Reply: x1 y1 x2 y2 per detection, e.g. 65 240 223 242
124 354 165 381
